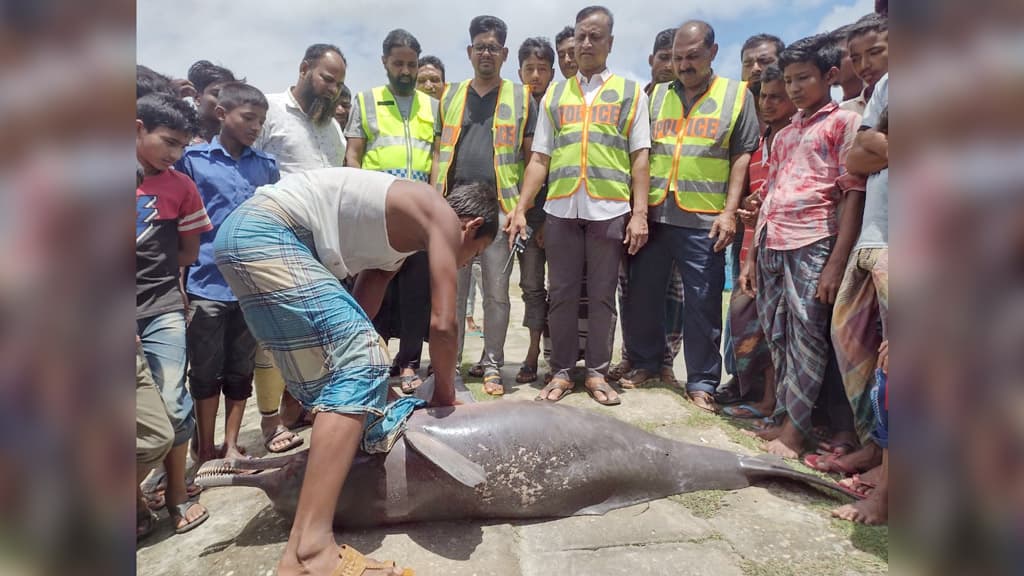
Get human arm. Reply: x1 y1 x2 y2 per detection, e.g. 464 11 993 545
344 137 366 168
845 129 888 176
505 100 553 249
816 189 863 304
738 240 757 297
710 152 750 252
352 269 398 319
624 148 650 255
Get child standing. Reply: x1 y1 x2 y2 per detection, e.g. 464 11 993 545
136 92 213 533
746 34 865 459
176 82 287 464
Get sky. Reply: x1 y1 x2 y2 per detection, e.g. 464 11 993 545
137 0 873 98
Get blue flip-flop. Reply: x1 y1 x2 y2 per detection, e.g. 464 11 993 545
722 403 768 419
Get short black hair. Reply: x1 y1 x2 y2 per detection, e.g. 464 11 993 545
447 182 499 240
469 15 508 45
303 43 346 66
339 84 352 100
829 23 857 48
555 25 575 46
187 60 238 95
575 6 614 33
652 28 676 54
383 28 422 57
137 92 199 135
741 34 785 59
215 82 268 112
518 37 555 67
678 20 715 48
136 65 174 98
418 55 446 82
778 34 842 75
847 13 888 43
760 64 784 85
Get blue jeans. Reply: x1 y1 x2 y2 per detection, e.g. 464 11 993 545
137 310 195 447
626 223 725 394
722 224 745 376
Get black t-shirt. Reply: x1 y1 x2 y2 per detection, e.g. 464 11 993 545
439 84 538 189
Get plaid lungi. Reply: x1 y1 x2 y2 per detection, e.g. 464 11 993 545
214 194 424 453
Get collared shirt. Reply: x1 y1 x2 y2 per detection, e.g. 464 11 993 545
651 75 760 229
176 136 280 301
739 127 772 264
757 101 861 250
254 90 346 175
532 68 651 222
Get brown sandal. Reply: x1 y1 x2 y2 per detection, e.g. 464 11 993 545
584 378 621 406
619 368 656 389
515 363 539 384
688 390 717 413
534 377 574 402
333 544 414 575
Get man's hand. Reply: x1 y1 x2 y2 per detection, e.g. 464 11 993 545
504 209 528 251
738 257 757 297
737 194 761 228
815 258 845 304
708 210 737 252
623 214 648 255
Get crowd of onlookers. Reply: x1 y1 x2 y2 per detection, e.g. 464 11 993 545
135 2 890 553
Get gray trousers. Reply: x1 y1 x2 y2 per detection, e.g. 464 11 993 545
456 213 512 370
517 222 547 331
545 213 626 378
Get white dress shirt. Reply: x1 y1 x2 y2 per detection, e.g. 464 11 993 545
532 68 651 221
254 90 346 175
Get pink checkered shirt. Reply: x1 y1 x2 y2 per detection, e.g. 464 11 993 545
756 101 861 251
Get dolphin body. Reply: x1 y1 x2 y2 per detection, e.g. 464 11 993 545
197 377 842 528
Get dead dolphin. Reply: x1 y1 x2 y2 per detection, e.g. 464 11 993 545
197 398 844 528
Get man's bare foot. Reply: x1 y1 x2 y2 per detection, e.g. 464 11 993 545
832 488 888 524
761 420 803 459
742 423 782 441
831 441 882 474
279 539 405 576
838 464 884 496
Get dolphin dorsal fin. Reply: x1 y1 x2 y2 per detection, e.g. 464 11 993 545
403 429 486 488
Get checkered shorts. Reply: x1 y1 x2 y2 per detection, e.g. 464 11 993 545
214 194 422 453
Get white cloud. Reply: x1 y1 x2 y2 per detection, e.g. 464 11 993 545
138 0 782 97
816 0 875 33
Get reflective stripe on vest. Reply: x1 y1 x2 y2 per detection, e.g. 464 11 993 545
648 77 745 213
360 86 435 182
435 79 529 213
545 74 638 202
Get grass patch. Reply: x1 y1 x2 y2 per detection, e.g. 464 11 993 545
669 490 725 519
741 555 887 576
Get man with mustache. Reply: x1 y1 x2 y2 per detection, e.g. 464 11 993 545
345 29 439 394
621 21 760 414
255 43 348 175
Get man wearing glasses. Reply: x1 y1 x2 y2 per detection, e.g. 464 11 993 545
432 15 536 396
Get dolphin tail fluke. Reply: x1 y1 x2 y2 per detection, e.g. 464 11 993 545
738 454 850 498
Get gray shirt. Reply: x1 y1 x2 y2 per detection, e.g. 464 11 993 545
650 77 761 229
855 73 888 250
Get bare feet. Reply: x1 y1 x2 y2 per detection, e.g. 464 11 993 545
832 487 888 524
830 441 882 474
741 422 781 441
761 420 803 460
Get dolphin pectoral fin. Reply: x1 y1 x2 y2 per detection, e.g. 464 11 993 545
403 429 486 488
738 455 849 498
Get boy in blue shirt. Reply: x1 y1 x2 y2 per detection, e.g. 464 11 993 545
176 82 284 464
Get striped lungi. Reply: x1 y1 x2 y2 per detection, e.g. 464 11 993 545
214 194 424 453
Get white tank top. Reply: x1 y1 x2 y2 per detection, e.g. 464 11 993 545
255 167 414 280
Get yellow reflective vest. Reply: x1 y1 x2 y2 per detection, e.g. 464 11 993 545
545 74 640 202
357 85 435 182
435 79 529 213
648 77 746 212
